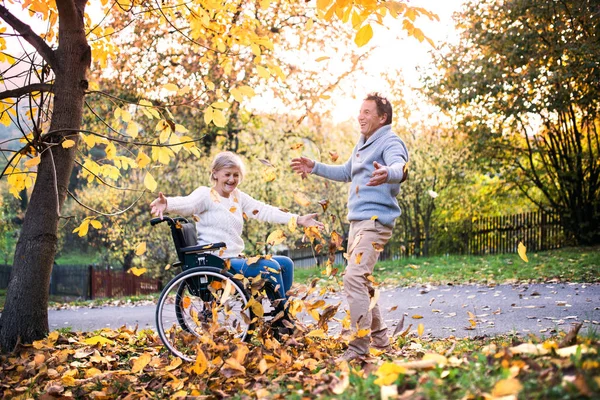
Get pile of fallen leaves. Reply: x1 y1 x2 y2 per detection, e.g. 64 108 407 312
0 320 598 399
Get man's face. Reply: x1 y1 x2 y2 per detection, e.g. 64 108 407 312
358 100 386 138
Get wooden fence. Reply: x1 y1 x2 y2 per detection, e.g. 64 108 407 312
90 267 161 299
0 264 161 299
284 209 567 266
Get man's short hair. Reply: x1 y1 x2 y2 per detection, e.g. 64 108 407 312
364 93 393 125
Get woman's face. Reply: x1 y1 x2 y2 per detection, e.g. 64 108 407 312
213 166 241 197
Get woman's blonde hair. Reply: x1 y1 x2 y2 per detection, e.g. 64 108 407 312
210 151 246 183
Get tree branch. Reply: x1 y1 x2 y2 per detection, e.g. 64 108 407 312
0 4 57 68
0 83 54 101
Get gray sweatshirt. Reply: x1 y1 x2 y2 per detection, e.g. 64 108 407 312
312 125 409 227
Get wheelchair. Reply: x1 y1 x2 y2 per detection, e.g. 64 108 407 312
151 216 290 361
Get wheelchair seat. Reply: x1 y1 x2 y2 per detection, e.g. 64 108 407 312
150 217 226 264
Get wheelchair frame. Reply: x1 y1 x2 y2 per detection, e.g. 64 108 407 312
151 216 288 361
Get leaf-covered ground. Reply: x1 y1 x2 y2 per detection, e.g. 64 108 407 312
1 321 598 399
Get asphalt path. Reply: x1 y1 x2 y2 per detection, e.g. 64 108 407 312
48 282 600 338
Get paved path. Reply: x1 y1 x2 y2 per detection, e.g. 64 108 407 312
49 282 600 338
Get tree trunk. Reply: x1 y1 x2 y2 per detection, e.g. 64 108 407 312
0 0 89 352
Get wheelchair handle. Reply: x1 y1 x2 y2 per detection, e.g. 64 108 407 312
150 216 189 226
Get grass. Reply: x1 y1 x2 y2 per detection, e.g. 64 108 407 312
54 250 99 265
294 246 600 286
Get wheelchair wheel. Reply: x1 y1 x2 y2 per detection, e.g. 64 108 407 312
156 266 252 361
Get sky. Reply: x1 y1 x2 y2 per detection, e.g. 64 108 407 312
329 0 464 123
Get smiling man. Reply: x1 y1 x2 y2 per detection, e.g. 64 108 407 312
291 93 409 362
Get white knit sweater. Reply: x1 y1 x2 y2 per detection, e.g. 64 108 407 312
165 186 296 258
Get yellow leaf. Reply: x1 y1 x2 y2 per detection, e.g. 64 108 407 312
84 335 115 346
371 215 378 220
73 219 90 237
256 65 270 79
162 83 179 92
144 172 157 192
266 229 286 246
412 314 423 319
354 24 373 47
357 328 370 337
131 353 152 373
211 101 229 109
203 106 214 125
165 357 182 372
212 108 227 127
491 378 523 397
374 362 406 386
293 192 310 207
288 216 297 233
191 348 209 375
307 329 325 338
355 252 363 264
135 242 146 255
247 255 261 265
517 241 528 262
417 323 424 336
129 267 147 276
85 367 102 378
90 219 102 229
315 56 330 62
62 139 76 148
126 121 139 138
136 152 151 169
24 156 41 168
181 296 191 309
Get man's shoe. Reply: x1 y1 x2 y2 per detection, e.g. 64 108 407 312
335 349 365 363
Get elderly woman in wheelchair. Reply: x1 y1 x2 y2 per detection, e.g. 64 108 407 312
150 151 323 360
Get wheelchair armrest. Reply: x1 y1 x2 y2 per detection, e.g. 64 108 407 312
180 242 227 254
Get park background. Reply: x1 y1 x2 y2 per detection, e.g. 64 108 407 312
0 0 599 399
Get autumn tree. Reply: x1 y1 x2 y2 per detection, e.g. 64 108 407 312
425 0 600 245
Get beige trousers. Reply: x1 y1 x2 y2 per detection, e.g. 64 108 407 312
344 219 393 354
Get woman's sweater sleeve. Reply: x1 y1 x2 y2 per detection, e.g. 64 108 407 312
238 190 296 224
165 186 209 216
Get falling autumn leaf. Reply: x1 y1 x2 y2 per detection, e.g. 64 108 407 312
518 241 529 262
266 229 286 246
290 143 303 150
293 192 311 207
288 216 297 232
258 158 273 167
318 199 330 212
128 267 147 276
417 323 424 336
135 242 146 256
355 252 363 264
329 150 339 161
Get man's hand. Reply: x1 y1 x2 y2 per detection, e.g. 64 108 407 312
297 213 324 229
367 161 388 186
290 156 315 179
150 192 168 219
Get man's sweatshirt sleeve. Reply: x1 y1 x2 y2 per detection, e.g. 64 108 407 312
311 157 352 182
384 139 409 184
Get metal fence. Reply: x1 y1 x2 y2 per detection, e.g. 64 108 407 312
284 209 567 266
0 264 161 299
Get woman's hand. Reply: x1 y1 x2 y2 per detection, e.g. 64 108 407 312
297 213 324 229
290 157 315 179
150 192 168 219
